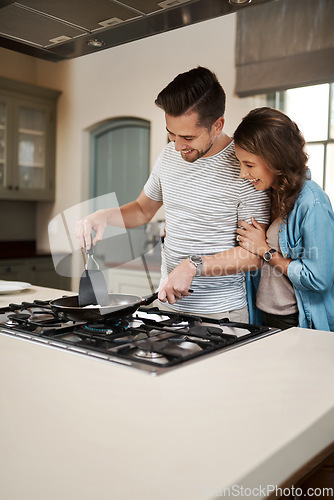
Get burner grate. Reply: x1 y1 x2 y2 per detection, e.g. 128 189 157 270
0 300 279 374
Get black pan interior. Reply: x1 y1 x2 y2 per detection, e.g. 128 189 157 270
50 294 142 322
52 294 141 309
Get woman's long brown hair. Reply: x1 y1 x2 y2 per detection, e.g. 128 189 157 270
234 107 308 220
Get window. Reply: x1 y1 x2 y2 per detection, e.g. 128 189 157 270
267 83 334 205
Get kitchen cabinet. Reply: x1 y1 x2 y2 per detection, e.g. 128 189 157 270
107 267 161 296
0 77 61 201
0 256 71 290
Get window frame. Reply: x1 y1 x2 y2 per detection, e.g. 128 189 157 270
267 83 334 194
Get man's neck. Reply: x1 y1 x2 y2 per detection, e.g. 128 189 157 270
217 132 233 151
204 132 232 158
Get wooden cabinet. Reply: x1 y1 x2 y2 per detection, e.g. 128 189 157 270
0 256 71 290
0 77 60 201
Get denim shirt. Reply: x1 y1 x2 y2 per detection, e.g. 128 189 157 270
246 179 334 331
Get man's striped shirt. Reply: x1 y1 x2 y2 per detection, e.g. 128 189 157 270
144 140 270 314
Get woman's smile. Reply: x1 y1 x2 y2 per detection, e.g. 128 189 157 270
234 144 277 191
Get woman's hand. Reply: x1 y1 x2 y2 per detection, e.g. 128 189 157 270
236 218 269 258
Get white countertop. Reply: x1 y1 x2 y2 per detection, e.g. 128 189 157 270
0 282 74 307
1 286 334 500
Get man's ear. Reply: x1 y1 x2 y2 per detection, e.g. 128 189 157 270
213 117 224 136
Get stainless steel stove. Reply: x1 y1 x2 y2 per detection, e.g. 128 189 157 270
0 300 280 375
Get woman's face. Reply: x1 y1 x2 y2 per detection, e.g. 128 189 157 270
235 144 277 191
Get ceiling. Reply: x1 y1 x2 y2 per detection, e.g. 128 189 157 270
0 0 276 62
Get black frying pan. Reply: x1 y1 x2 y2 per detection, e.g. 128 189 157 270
50 291 158 322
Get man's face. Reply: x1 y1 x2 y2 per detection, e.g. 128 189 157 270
165 112 221 163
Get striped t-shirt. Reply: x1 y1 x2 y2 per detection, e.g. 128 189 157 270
144 140 270 314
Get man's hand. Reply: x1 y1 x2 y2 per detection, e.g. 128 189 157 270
74 209 109 250
74 192 162 250
158 259 195 304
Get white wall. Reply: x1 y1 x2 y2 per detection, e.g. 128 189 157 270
0 13 264 252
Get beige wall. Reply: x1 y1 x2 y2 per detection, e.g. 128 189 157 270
0 13 264 252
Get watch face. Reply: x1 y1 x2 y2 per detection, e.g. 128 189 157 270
263 249 275 262
191 256 202 264
190 255 203 276
263 251 272 262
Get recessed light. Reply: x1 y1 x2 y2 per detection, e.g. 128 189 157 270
228 0 252 4
49 35 72 44
87 39 105 48
98 18 123 28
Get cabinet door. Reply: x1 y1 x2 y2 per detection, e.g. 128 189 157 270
0 257 71 290
107 268 160 295
30 257 71 290
0 98 11 195
0 260 33 283
0 77 60 202
0 101 6 188
12 100 55 201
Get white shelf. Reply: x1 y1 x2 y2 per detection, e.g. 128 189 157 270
19 162 44 168
19 128 44 136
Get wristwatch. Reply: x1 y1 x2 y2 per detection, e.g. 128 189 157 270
189 255 203 277
263 248 277 262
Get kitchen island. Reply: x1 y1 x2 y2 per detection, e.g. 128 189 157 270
1 285 334 500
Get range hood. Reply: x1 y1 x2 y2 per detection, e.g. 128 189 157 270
0 0 276 62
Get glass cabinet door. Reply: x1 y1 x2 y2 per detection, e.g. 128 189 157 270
0 101 6 189
17 105 47 190
0 77 59 201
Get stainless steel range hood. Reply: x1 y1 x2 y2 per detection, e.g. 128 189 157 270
0 0 276 62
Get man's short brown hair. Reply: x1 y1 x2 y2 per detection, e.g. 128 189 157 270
155 66 226 130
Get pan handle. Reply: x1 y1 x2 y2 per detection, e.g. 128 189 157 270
140 289 193 306
140 291 159 306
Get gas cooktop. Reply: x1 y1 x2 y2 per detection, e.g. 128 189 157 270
0 299 280 375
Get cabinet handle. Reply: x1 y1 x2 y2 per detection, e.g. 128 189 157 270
8 185 12 190
15 186 19 191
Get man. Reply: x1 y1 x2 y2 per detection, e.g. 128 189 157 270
75 67 270 321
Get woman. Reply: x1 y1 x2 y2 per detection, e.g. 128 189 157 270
234 107 334 331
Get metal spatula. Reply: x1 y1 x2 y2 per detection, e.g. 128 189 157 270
78 237 110 307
